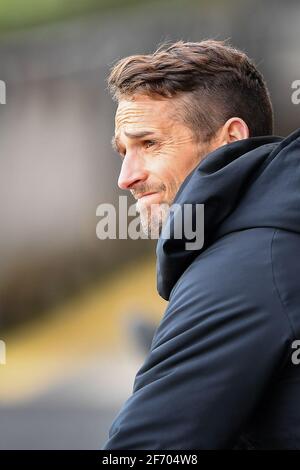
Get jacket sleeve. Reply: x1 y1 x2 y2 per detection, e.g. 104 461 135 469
102 240 293 449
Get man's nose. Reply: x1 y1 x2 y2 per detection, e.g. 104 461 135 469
118 155 148 190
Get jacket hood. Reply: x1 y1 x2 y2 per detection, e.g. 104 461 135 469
157 128 300 300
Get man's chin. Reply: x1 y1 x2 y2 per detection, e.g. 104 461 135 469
138 202 170 239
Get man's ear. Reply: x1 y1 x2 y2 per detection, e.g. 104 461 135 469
217 118 250 146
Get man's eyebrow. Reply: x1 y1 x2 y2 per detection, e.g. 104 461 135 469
111 130 156 152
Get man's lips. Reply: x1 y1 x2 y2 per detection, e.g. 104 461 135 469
136 191 157 200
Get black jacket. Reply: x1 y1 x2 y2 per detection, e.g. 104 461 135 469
103 128 300 449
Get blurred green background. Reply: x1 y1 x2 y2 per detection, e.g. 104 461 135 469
0 0 299 449
0 0 158 33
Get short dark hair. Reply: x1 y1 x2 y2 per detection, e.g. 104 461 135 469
107 40 274 141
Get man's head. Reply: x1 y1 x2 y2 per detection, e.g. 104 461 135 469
108 40 274 235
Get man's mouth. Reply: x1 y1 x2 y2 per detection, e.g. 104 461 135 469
135 192 165 210
137 191 157 200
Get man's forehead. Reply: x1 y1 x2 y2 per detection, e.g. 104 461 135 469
115 95 174 128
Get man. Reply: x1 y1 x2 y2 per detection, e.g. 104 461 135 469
103 40 300 449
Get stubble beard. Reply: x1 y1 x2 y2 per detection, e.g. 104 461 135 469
137 200 171 239
134 143 211 239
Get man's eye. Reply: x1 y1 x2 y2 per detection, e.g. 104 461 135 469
143 140 156 149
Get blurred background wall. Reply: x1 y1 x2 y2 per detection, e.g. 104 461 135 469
0 0 299 449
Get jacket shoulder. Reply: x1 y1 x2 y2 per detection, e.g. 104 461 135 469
153 228 294 349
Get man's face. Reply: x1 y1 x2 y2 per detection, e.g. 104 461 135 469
113 93 213 235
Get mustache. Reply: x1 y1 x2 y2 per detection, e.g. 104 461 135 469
131 183 166 199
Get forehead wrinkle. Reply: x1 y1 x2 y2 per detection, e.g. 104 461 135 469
114 98 184 150
115 98 174 128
